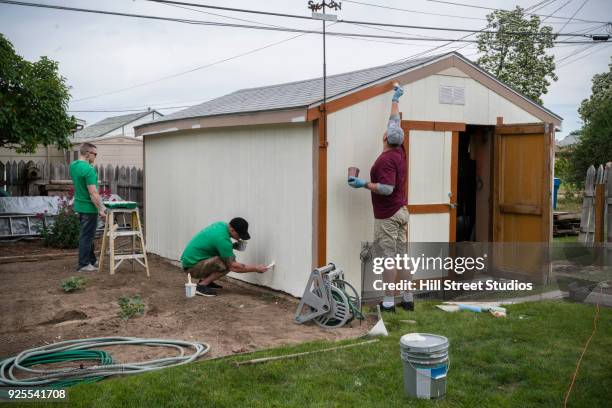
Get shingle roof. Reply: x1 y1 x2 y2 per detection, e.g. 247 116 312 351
152 54 446 123
73 111 155 139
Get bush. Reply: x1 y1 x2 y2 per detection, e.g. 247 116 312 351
41 197 80 248
61 276 87 292
118 295 145 320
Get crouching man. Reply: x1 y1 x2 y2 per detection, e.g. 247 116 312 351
180 217 269 297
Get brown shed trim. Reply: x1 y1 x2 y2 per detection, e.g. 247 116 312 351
450 131 459 242
307 57 455 120
407 204 450 214
316 111 328 267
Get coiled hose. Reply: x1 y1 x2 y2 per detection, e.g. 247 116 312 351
0 337 211 388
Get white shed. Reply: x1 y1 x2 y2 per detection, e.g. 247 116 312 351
136 52 561 297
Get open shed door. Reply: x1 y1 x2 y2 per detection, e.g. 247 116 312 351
492 123 552 282
401 121 463 280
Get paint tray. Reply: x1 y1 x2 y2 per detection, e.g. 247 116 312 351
103 201 138 209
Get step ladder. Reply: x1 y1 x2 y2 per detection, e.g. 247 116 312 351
99 208 150 276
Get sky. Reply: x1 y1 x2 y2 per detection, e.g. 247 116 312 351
1 0 611 140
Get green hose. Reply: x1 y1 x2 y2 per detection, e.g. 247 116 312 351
20 350 113 388
0 337 210 388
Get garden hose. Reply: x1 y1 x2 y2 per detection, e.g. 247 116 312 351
0 337 211 388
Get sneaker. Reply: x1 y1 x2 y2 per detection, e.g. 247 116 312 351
400 301 415 311
77 264 97 272
195 285 217 297
208 281 223 289
378 302 396 313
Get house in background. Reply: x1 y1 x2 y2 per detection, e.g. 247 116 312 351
0 118 86 165
555 131 580 153
137 51 561 297
71 109 162 168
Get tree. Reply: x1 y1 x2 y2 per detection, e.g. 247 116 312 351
568 58 612 185
0 34 75 153
476 6 557 105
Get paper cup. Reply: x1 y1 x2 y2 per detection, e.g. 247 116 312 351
185 283 197 298
348 166 360 179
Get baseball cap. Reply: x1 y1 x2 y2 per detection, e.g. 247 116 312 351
229 217 250 240
387 116 404 146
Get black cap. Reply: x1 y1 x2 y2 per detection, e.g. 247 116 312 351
229 217 250 240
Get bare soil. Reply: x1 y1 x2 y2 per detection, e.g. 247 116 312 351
0 241 371 363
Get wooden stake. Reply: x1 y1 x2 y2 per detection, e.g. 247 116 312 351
233 339 379 367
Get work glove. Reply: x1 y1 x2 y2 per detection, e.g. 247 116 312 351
348 177 367 188
392 84 404 102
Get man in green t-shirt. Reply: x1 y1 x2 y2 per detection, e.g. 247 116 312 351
181 217 269 297
69 142 106 272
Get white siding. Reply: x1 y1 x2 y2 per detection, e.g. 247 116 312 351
408 130 452 205
144 123 313 297
325 67 540 290
397 72 540 124
326 93 392 291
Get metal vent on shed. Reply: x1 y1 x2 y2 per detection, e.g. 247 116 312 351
439 86 465 105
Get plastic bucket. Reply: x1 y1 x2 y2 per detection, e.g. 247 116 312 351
400 333 449 399
185 283 197 298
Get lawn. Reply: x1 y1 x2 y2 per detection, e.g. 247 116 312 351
20 300 612 407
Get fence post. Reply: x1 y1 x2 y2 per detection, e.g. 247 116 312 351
579 165 596 243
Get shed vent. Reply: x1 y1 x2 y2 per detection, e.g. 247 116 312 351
439 86 465 105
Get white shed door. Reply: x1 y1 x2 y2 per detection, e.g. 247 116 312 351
401 121 460 279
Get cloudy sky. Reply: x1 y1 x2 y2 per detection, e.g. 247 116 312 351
1 0 610 140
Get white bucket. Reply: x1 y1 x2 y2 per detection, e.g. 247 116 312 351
400 333 449 399
185 283 197 298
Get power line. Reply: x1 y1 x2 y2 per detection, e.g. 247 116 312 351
422 0 608 23
1 0 606 40
341 0 487 21
557 42 611 67
145 0 603 37
558 0 590 33
541 0 574 23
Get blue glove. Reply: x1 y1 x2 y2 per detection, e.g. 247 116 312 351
392 85 404 102
348 177 367 188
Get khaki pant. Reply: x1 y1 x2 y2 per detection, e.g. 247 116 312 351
373 206 409 258
185 256 228 280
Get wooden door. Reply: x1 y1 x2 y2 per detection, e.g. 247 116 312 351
492 123 553 281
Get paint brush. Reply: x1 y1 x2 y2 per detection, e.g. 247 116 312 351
187 273 192 285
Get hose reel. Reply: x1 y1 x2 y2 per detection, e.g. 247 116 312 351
294 263 364 329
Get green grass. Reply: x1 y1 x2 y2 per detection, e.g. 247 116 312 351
20 301 612 408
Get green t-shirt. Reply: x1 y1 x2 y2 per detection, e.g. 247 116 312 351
69 160 98 214
181 222 235 269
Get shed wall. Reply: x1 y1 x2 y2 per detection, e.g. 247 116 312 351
326 69 545 290
144 123 313 297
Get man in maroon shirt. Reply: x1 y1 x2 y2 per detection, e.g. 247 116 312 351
348 82 413 312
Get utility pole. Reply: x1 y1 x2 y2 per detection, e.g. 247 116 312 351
307 1 341 119
307 1 341 267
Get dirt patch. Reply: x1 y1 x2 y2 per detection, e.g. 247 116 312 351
0 237 75 258
0 244 371 363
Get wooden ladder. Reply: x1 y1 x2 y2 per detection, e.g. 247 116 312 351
99 208 150 276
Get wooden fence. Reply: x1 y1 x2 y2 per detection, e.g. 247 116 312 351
0 160 143 205
579 163 612 244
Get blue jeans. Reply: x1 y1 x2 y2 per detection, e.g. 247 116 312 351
78 213 98 269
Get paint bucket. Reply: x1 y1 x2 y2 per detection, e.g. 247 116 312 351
400 333 449 399
348 166 360 179
185 283 197 298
